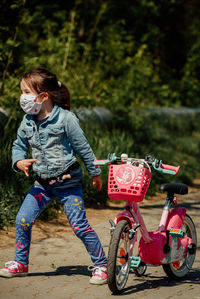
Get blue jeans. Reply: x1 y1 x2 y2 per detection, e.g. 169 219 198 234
15 181 107 266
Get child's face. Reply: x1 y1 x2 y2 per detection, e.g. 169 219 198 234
20 79 48 103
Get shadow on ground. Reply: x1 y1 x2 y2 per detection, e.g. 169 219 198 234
28 265 90 277
113 269 200 296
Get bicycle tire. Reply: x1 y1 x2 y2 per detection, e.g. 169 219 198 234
162 214 197 279
107 220 132 294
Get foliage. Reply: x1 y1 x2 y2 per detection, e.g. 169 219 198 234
1 109 200 228
1 0 200 111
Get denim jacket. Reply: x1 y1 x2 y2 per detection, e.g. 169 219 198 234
12 105 101 179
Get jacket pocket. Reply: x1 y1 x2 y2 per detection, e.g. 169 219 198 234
47 126 65 135
46 126 66 147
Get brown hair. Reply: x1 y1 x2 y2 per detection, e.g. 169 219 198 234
22 68 70 110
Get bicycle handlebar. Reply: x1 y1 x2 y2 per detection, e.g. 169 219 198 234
94 153 119 166
152 161 180 175
94 153 180 175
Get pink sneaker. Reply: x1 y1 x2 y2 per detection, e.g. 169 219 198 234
88 265 107 285
0 261 28 278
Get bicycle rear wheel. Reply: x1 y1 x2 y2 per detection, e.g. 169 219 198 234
107 220 132 294
162 214 197 279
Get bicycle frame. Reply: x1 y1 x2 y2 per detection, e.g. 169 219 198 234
113 200 152 243
112 200 151 264
159 196 186 232
113 195 191 266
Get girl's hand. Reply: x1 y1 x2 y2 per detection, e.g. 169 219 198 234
16 159 37 177
92 175 102 191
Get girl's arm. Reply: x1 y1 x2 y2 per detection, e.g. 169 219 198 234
65 112 101 178
12 120 30 171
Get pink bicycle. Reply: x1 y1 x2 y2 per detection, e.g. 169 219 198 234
94 153 197 294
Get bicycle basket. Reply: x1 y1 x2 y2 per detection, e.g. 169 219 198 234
108 164 151 202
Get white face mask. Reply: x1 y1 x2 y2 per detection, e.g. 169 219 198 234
20 93 43 115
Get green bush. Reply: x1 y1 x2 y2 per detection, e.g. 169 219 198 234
1 110 200 229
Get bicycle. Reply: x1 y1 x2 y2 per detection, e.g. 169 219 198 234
94 153 197 294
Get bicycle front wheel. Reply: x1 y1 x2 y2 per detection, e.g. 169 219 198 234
107 220 132 294
162 214 197 279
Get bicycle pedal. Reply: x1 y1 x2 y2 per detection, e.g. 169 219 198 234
131 256 141 268
169 228 185 238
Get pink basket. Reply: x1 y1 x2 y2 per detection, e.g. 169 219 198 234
108 164 151 202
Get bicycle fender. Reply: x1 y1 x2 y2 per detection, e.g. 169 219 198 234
115 215 134 228
166 207 186 230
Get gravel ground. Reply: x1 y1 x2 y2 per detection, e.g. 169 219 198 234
0 191 199 299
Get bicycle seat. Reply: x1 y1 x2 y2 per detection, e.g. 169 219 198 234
159 183 188 195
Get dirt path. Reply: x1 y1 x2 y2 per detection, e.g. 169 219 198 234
0 191 199 299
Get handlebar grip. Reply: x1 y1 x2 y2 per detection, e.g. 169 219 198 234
94 159 111 166
160 163 180 174
94 153 118 166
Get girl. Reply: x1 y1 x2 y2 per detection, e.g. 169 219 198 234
0 68 107 284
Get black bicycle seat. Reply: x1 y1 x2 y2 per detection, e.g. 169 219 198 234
159 183 188 195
